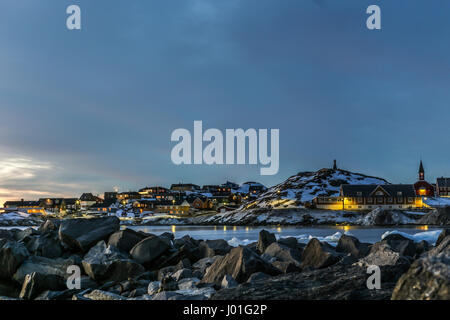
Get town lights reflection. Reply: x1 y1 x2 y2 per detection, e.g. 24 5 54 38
418 225 429 230
171 225 176 233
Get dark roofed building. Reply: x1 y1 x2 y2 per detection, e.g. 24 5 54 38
314 184 423 210
170 183 201 192
436 177 450 197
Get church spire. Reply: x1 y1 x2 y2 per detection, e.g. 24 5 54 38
419 160 425 181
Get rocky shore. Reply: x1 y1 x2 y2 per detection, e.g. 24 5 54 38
0 216 449 300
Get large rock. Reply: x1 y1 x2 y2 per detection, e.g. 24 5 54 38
357 242 411 268
13 255 80 284
436 229 450 247
300 238 341 269
82 241 144 282
336 234 370 258
59 217 120 252
38 220 61 234
0 241 30 279
108 229 147 253
257 230 276 254
83 289 126 300
198 240 232 258
130 235 171 266
201 246 280 285
212 264 399 300
381 234 418 257
264 242 302 267
26 232 63 259
391 246 450 300
19 272 66 300
419 207 450 226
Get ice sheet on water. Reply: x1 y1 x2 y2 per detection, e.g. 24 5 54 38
381 229 443 245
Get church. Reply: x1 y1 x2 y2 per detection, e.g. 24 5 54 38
413 161 435 197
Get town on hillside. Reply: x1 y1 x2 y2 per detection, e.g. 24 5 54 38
2 160 450 219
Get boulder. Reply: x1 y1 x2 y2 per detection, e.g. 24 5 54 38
201 246 281 285
0 241 30 279
277 237 301 249
178 277 201 291
147 281 161 295
257 230 276 254
221 275 238 288
247 272 271 283
381 234 418 257
59 217 120 252
419 207 450 226
171 268 192 281
152 291 182 300
336 234 370 258
211 264 397 300
0 229 16 241
198 239 232 258
300 238 341 269
264 242 302 267
130 235 171 266
38 220 61 234
83 289 126 300
391 246 449 300
357 242 410 268
436 229 450 247
14 228 40 243
272 261 301 274
26 232 63 259
174 235 200 249
108 229 147 253
35 289 79 300
13 255 80 284
82 241 144 282
19 272 66 300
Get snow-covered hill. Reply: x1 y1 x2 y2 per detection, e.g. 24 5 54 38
245 168 389 210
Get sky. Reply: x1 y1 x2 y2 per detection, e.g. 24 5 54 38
0 0 450 204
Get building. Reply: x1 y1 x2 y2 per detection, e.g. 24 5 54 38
79 193 103 211
170 183 201 192
436 177 450 197
104 192 118 202
3 200 44 215
132 199 156 213
314 184 423 210
116 191 141 202
190 196 213 210
138 186 169 196
413 161 435 197
155 199 191 215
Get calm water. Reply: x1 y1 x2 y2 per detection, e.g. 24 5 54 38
126 225 442 246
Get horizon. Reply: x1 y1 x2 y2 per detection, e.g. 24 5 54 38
1 1 450 205
0 159 440 204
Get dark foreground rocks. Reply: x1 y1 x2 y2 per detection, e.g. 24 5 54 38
0 220 449 300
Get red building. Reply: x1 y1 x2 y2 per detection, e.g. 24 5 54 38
413 161 435 197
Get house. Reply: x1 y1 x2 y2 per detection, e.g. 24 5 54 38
3 200 44 215
154 199 191 215
314 184 423 210
87 200 116 214
116 191 141 202
139 186 169 196
38 198 80 214
79 193 103 211
413 161 435 197
436 177 450 197
170 183 201 192
104 192 118 202
132 199 156 213
190 196 213 210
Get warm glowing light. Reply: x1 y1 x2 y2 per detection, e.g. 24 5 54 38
233 226 237 231
276 227 282 233
171 225 176 233
223 226 227 231
418 225 429 230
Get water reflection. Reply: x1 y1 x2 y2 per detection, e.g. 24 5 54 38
127 224 442 245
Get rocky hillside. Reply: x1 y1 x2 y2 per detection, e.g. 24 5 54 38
246 168 388 210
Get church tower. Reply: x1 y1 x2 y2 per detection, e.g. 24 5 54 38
419 160 425 181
